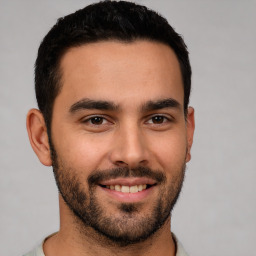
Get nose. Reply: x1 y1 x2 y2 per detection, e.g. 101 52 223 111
109 124 150 169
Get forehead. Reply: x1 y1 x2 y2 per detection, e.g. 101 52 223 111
57 40 184 109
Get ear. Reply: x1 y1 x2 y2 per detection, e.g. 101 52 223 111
185 107 195 162
26 109 52 166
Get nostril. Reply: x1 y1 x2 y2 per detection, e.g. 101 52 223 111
115 160 128 167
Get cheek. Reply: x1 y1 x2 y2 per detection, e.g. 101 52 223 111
149 130 187 171
54 131 111 172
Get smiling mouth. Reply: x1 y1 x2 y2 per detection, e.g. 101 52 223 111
99 184 156 193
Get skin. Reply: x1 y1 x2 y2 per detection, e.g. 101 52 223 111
27 40 195 256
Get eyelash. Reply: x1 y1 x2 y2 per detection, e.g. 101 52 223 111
82 115 110 126
82 114 172 126
146 115 172 125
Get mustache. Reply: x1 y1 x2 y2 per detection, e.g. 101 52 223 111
88 166 166 185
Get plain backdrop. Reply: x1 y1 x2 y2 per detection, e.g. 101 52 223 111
1 0 256 255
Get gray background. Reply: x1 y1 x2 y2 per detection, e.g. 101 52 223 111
1 0 255 255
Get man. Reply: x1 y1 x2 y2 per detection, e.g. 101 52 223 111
25 1 195 256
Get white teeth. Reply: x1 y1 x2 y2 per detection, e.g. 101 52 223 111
121 186 130 193
115 185 121 191
130 185 139 193
107 184 148 193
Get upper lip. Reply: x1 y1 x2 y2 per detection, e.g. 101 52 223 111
99 177 157 186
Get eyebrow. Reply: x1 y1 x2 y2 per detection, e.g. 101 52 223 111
69 97 182 114
69 98 119 113
141 98 182 112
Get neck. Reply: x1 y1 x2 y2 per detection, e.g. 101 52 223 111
44 196 176 256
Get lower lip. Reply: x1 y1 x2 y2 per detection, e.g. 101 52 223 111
99 186 155 203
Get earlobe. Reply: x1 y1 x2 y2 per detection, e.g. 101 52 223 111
26 109 52 166
186 107 195 162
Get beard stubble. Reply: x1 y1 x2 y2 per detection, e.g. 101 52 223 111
50 141 186 247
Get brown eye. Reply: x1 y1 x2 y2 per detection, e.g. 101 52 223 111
81 115 113 132
90 116 104 125
151 116 165 124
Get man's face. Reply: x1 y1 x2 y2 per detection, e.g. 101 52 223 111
49 40 194 245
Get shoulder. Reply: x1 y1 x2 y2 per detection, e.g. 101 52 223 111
23 241 45 256
23 232 59 256
172 233 189 256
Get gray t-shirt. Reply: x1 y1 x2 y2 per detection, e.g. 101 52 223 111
23 233 189 256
